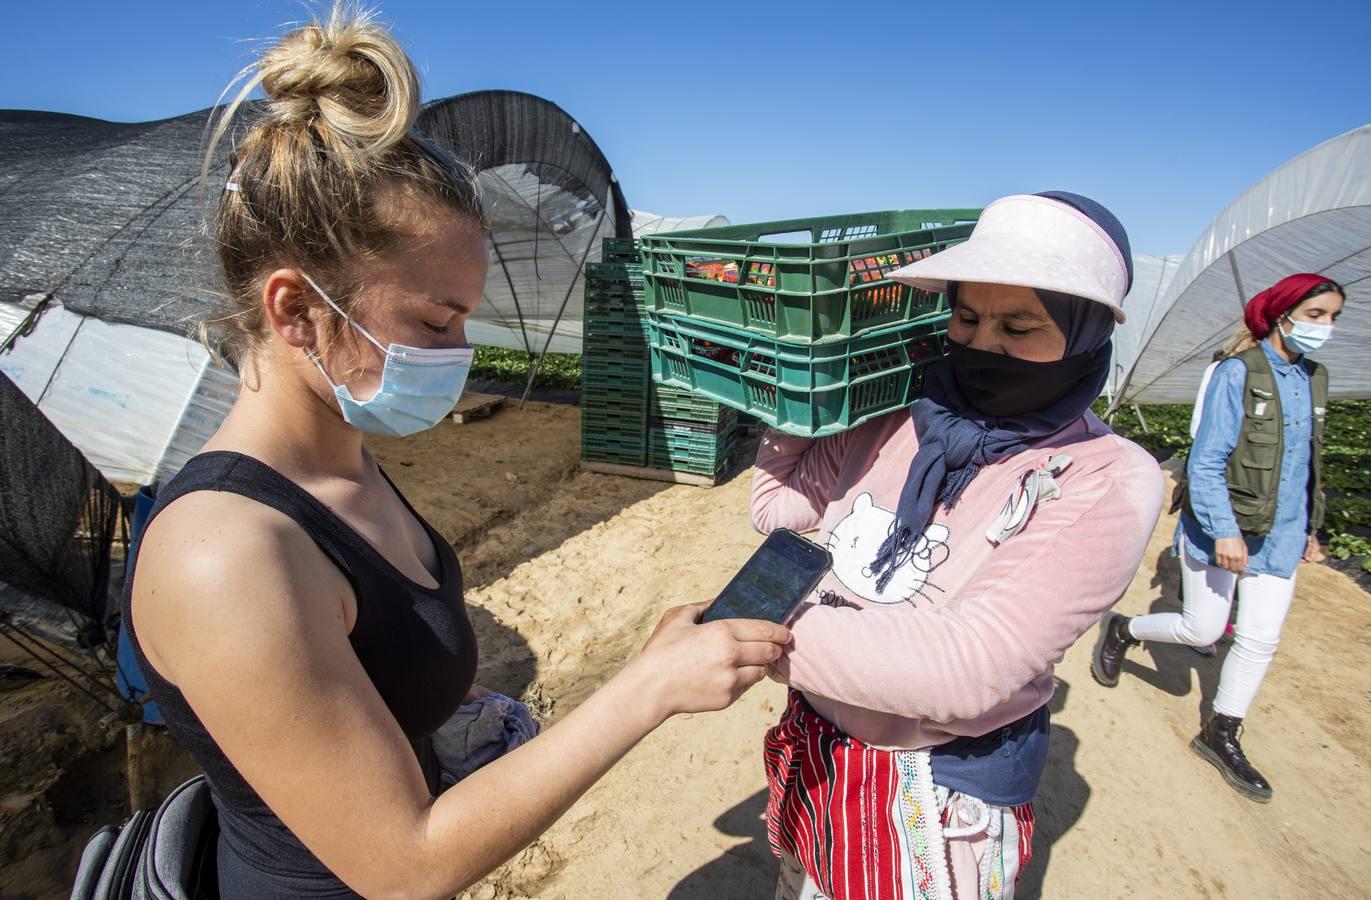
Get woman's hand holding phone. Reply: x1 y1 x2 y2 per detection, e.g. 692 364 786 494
626 605 790 723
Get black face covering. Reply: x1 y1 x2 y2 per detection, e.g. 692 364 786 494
947 340 1108 418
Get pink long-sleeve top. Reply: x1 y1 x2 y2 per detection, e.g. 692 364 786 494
751 408 1163 751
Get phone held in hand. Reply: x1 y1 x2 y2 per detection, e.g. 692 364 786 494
701 528 833 625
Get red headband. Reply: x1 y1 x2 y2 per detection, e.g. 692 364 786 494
1243 273 1336 339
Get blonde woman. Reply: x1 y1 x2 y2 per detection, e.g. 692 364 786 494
123 9 787 897
1094 273 1344 802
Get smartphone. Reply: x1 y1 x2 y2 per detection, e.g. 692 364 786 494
701 528 833 625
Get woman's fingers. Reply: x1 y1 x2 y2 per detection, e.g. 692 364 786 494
667 603 705 624
635 607 793 717
722 618 791 645
731 639 786 668
734 665 771 689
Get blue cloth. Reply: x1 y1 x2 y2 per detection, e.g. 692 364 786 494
115 485 162 724
930 704 1050 807
1182 341 1313 578
870 323 1113 595
431 692 540 787
1037 289 1120 357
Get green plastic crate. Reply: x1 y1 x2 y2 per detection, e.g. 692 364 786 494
582 382 647 405
648 433 736 460
647 453 734 477
583 399 648 424
646 454 733 478
582 446 647 467
584 338 649 363
582 416 646 446
585 280 642 297
581 423 645 444
648 415 736 436
647 418 738 452
648 384 726 421
583 360 647 376
584 319 650 342
584 297 645 320
586 262 644 285
582 380 647 402
584 315 650 336
647 434 736 458
648 311 946 438
602 237 641 264
640 210 978 344
583 357 650 380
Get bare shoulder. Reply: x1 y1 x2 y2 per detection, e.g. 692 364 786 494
131 490 351 684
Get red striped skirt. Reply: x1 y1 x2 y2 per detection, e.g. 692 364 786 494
765 691 1035 900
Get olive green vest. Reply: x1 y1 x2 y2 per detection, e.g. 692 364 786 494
1182 344 1327 537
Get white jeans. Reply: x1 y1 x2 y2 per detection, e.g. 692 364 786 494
1128 545 1296 718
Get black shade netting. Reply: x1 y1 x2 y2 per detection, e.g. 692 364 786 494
0 91 629 350
0 371 122 623
418 90 631 239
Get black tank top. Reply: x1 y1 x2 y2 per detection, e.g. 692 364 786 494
122 452 478 898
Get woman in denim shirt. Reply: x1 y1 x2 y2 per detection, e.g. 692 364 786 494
1093 274 1345 802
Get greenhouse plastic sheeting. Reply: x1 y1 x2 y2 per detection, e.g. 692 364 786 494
1112 124 1371 406
0 301 237 485
1105 254 1184 401
631 211 730 236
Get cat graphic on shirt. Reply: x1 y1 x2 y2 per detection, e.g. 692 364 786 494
826 492 950 605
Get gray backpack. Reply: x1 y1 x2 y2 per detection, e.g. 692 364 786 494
70 776 217 900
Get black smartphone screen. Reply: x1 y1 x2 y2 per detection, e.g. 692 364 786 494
701 529 833 624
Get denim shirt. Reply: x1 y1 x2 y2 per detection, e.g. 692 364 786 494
1181 341 1313 578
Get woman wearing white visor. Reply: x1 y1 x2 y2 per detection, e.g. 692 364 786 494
753 193 1163 899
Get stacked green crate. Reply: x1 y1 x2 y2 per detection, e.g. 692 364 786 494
580 257 650 467
601 237 641 264
640 210 979 438
581 238 739 478
646 415 738 476
646 383 738 475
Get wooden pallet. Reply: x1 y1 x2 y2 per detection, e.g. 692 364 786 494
578 459 724 487
450 392 506 424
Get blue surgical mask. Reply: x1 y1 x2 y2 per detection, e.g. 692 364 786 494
303 273 472 437
1280 316 1334 355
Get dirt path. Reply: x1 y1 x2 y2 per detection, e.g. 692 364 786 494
448 460 1371 899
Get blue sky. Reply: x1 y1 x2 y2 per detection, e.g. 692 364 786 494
2 0 1366 255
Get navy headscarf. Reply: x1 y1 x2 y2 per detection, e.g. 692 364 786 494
868 192 1129 594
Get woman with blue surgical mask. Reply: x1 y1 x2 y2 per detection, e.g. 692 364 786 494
120 9 788 898
1094 273 1345 803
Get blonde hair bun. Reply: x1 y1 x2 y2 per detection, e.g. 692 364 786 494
203 2 484 367
257 4 418 156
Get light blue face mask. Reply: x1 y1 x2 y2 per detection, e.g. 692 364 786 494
303 273 472 437
1280 315 1334 356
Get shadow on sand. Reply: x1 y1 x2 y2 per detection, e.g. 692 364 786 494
667 788 774 900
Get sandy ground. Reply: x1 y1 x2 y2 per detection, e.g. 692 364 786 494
3 402 1369 898
393 426 1371 899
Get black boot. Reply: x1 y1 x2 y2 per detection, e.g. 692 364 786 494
1090 613 1139 688
1191 713 1273 803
